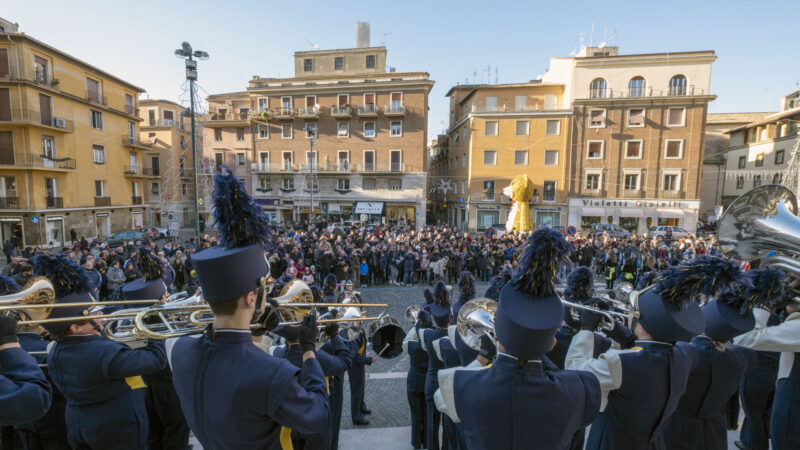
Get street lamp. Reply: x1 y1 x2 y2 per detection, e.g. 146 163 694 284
175 42 208 245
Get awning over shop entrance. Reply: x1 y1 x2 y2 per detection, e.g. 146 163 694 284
657 209 685 218
619 208 644 217
580 208 605 216
354 202 384 214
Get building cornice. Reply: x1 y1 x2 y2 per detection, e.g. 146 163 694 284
245 80 435 96
472 109 573 119
574 95 717 106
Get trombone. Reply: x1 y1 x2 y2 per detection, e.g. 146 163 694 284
560 297 629 331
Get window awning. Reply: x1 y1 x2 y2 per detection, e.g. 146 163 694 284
657 209 684 219
619 208 644 218
354 202 384 214
580 208 605 217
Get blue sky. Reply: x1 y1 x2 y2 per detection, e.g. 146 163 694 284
6 0 798 140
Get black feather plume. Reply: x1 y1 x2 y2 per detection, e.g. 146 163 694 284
485 266 513 301
136 248 164 281
323 274 337 294
433 281 450 306
33 254 89 298
654 255 749 306
746 266 786 310
212 166 271 249
510 228 573 297
423 288 434 304
0 274 21 295
457 271 476 303
636 271 657 290
565 267 594 300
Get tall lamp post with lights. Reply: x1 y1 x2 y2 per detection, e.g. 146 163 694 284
174 42 208 245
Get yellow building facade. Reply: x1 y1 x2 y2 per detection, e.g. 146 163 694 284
431 83 571 231
0 27 145 247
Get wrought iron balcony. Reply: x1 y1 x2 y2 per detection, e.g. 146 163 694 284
46 196 63 208
384 104 406 116
331 106 352 117
357 104 378 117
94 197 111 207
0 197 19 209
132 196 143 205
0 109 74 132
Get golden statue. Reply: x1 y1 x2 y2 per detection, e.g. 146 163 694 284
502 174 534 232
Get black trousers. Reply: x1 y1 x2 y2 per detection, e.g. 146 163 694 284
145 376 190 450
406 388 426 449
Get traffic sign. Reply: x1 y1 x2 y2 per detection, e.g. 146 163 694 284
566 226 577 236
216 230 222 240
31 216 39 224
484 227 496 238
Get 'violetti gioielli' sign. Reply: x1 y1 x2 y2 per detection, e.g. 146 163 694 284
580 199 688 208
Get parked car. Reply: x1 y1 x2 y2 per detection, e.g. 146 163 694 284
106 231 146 247
142 226 168 239
646 226 693 240
590 224 631 239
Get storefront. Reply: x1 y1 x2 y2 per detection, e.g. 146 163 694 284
535 207 563 228
0 217 23 248
385 203 416 226
255 199 280 224
132 210 143 229
476 206 500 231
568 198 700 235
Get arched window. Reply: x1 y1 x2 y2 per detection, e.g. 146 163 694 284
589 78 607 98
669 75 687 96
628 76 646 97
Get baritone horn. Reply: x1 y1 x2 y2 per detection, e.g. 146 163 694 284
456 298 497 352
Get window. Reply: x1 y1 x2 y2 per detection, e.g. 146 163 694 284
753 175 762 188
0 50 7 78
163 110 175 126
624 173 640 190
94 180 106 197
258 177 270 190
233 153 244 166
773 173 783 184
669 75 687 96
214 153 223 169
303 59 313 72
585 172 601 190
282 152 293 170
86 77 101 103
515 120 529 136
625 140 642 159
214 129 222 141
544 150 559 166
390 121 402 137
334 57 344 71
125 94 134 114
589 78 607 98
776 150 785 164
90 110 103 129
41 135 56 159
389 179 402 190
363 150 375 171
150 183 159 195
337 122 349 138
33 55 48 83
281 96 292 110
628 76 646 97
390 150 402 171
738 156 746 168
543 181 556 202
337 179 350 190
338 151 350 170
282 123 293 139
546 120 560 135
257 97 268 113
363 121 375 137
304 151 316 169
92 145 105 163
461 181 465 194
587 141 604 159
514 95 527 111
513 150 528 166
181 183 187 196
485 96 498 112
754 153 764 167
663 173 680 191
258 152 269 169
628 108 645 127
589 109 605 128
363 178 376 190
366 55 376 69
482 180 495 201
665 140 683 159
667 108 685 127
258 124 269 139
484 121 498 136
364 93 375 106
236 128 245 141
128 121 136 138
736 176 744 189
483 150 497 166
305 123 318 139
282 178 294 190
305 177 318 191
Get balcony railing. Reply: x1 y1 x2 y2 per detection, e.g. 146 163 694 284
273 107 294 119
143 119 183 128
132 196 143 205
0 109 74 132
356 162 412 172
384 104 406 115
86 91 107 106
581 85 707 100
46 197 63 208
331 106 352 117
297 106 320 118
0 153 75 170
357 104 378 116
660 190 686 199
125 104 137 115
252 163 272 173
122 135 152 148
124 166 159 177
94 197 111 207
209 111 252 121
0 197 19 209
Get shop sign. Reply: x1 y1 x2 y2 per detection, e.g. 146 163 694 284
580 199 688 208
255 199 279 206
476 206 499 210
536 207 562 211
457 205 466 209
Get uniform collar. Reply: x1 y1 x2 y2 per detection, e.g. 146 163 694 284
495 352 544 371
61 334 101 343
210 328 253 343
634 339 673 351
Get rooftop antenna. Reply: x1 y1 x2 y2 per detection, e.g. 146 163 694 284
380 32 391 46
579 32 585 49
495 68 499 85
589 22 594 47
472 68 477 84
612 29 618 47
301 37 319 51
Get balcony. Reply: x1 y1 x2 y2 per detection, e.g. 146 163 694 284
46 197 63 208
384 104 406 116
94 197 111 207
132 196 143 205
122 135 153 150
0 153 75 171
0 109 74 132
125 104 137 116
0 197 19 209
580 85 709 101
660 190 686 199
252 163 272 173
86 91 107 106
297 106 320 118
355 162 417 173
331 106 352 118
124 166 159 177
273 107 294 120
142 119 180 128
622 190 644 198
281 163 297 172
357 104 378 117
207 111 252 127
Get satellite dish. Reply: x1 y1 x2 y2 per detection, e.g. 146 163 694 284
598 42 606 49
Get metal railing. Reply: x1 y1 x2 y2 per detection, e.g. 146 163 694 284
274 107 294 117
124 166 158 176
132 196 142 205
297 106 319 117
209 111 252 121
46 197 63 208
331 106 352 116
2 153 76 170
125 104 137 115
86 91 107 106
384 104 406 114
252 163 272 173
357 104 378 115
144 119 181 128
94 197 111 207
0 197 19 209
0 109 74 132
122 135 152 148
580 85 706 100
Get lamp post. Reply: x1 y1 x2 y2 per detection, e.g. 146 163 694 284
175 42 208 245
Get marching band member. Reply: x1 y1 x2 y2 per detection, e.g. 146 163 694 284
168 167 329 449
566 258 704 450
664 258 764 450
322 274 337 304
420 281 452 450
121 249 189 450
342 323 376 426
403 304 432 449
318 324 352 450
734 267 800 450
422 288 434 310
38 253 166 450
435 228 601 450
448 271 479 367
5 274 68 449
483 266 512 301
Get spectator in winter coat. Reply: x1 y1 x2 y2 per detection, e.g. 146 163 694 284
106 261 126 299
173 257 190 292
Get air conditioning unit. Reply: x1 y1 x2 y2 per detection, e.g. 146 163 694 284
54 118 67 128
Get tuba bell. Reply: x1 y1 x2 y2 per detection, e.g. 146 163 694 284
0 276 56 325
456 298 497 351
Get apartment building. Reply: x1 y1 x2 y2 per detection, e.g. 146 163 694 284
721 90 800 207
0 18 145 247
542 46 716 234
206 25 433 227
431 82 571 231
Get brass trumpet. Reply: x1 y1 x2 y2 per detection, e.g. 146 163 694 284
560 297 629 331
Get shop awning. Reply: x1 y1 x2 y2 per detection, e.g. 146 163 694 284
354 202 384 214
619 208 644 218
580 208 605 217
657 209 685 219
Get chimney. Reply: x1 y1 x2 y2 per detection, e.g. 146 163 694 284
356 22 370 48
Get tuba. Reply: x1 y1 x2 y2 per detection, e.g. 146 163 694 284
456 298 497 351
0 276 56 325
718 184 800 305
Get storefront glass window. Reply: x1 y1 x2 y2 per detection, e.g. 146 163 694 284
477 211 498 230
536 212 560 228
619 217 639 233
581 216 600 231
657 218 680 226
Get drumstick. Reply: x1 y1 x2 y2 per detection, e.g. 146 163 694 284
375 343 390 358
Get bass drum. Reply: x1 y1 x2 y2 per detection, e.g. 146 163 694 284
367 315 404 359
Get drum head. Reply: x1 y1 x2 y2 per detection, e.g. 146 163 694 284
371 323 404 358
